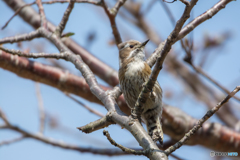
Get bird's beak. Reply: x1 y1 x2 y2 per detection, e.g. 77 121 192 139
139 39 149 48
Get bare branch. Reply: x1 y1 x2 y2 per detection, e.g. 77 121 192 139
36 0 47 28
0 107 10 125
179 0 190 6
101 0 124 44
177 0 234 41
1 124 131 156
0 136 25 146
164 86 240 155
78 112 115 133
1 49 239 152
66 93 104 118
103 130 151 156
0 47 66 59
146 0 235 67
55 0 75 36
190 63 240 102
35 83 45 134
111 0 127 16
0 30 41 44
2 0 102 30
4 0 120 86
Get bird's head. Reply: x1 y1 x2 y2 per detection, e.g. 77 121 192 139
118 39 149 67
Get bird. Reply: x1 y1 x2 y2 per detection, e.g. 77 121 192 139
118 39 163 144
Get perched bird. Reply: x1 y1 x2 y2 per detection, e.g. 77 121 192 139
118 39 163 144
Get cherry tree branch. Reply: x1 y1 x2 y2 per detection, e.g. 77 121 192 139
0 46 67 59
2 0 102 30
0 1 168 159
3 0 119 86
55 0 75 36
164 86 240 155
0 30 41 44
101 0 127 44
103 130 151 156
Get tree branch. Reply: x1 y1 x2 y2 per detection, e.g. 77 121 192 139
0 30 41 44
164 86 240 155
78 112 115 133
0 47 67 59
103 130 151 156
55 0 75 36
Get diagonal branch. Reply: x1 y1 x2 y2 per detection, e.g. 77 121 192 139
103 130 151 156
55 0 75 36
101 0 127 45
164 86 240 155
66 93 104 118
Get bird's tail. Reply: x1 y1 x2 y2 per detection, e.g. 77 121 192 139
145 114 164 145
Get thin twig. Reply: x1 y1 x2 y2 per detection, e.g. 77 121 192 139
0 47 67 59
2 0 102 30
0 136 25 146
0 107 10 125
78 112 115 133
1 124 131 156
35 83 45 134
164 86 240 155
0 30 41 44
36 0 47 28
55 0 75 36
66 93 104 117
101 0 125 44
103 130 151 156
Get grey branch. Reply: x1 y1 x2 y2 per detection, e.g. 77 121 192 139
2 0 102 30
0 30 41 44
101 0 126 44
103 130 151 156
78 112 115 133
0 136 25 146
0 47 67 59
55 0 75 36
164 86 240 155
36 0 47 28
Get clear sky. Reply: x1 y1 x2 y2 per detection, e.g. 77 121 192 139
0 0 240 160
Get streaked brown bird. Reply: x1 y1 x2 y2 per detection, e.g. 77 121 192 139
118 39 163 144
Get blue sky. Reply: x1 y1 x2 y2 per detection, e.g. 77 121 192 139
0 0 240 160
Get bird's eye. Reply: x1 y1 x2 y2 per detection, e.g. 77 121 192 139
129 45 134 48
